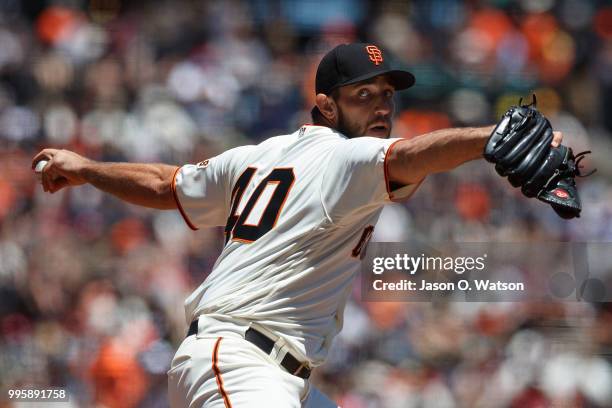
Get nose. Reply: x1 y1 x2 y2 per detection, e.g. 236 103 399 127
375 94 393 117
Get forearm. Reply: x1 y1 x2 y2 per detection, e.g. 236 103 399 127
81 162 179 209
388 126 494 185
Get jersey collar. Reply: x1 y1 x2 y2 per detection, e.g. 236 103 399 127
299 124 347 139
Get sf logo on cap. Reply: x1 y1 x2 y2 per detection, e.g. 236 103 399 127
365 45 383 65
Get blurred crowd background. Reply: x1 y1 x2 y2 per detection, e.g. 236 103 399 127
1 0 612 407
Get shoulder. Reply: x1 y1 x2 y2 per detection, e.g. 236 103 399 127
257 133 295 147
218 131 296 156
332 136 401 163
211 132 297 170
339 136 397 147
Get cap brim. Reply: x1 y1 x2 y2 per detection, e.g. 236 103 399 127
336 69 415 91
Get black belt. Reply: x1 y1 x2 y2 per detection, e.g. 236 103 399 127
187 321 311 379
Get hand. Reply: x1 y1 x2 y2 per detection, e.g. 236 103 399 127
552 131 563 147
32 149 92 193
483 96 585 219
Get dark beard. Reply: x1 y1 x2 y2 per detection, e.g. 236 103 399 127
336 109 391 139
336 108 361 139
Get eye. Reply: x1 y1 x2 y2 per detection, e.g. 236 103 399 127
358 89 370 98
384 89 394 98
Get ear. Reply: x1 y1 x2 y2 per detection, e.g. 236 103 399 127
315 93 337 124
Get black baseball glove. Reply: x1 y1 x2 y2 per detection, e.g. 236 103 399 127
484 95 594 219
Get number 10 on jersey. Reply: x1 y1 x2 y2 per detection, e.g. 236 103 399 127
224 167 295 244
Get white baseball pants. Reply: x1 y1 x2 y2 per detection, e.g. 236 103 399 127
167 320 338 407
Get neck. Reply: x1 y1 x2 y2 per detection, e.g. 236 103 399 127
312 111 335 128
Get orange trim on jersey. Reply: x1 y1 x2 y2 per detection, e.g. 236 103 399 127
384 139 425 203
212 337 232 408
383 139 403 201
171 166 198 231
231 237 255 244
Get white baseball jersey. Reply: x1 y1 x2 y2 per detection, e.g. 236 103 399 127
172 125 418 366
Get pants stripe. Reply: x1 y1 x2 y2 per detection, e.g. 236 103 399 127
212 337 232 408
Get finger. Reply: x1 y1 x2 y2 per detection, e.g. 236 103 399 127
46 172 57 193
41 157 56 192
551 131 563 147
41 171 50 192
49 177 69 193
32 149 58 169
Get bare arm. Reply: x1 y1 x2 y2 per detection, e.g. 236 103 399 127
32 149 178 210
387 126 563 185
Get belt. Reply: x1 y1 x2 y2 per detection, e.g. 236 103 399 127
187 320 311 379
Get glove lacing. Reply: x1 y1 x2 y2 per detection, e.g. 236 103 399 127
573 150 597 178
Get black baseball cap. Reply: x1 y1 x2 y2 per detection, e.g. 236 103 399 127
315 43 415 95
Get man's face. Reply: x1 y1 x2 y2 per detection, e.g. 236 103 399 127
333 75 395 139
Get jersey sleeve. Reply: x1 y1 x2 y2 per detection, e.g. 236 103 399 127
320 137 420 223
172 150 239 230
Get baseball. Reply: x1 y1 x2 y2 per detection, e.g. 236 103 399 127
34 160 48 180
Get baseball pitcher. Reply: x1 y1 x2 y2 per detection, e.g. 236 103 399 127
33 43 584 407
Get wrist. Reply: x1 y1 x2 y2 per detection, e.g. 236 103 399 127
476 125 495 154
78 158 97 183
477 125 495 140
